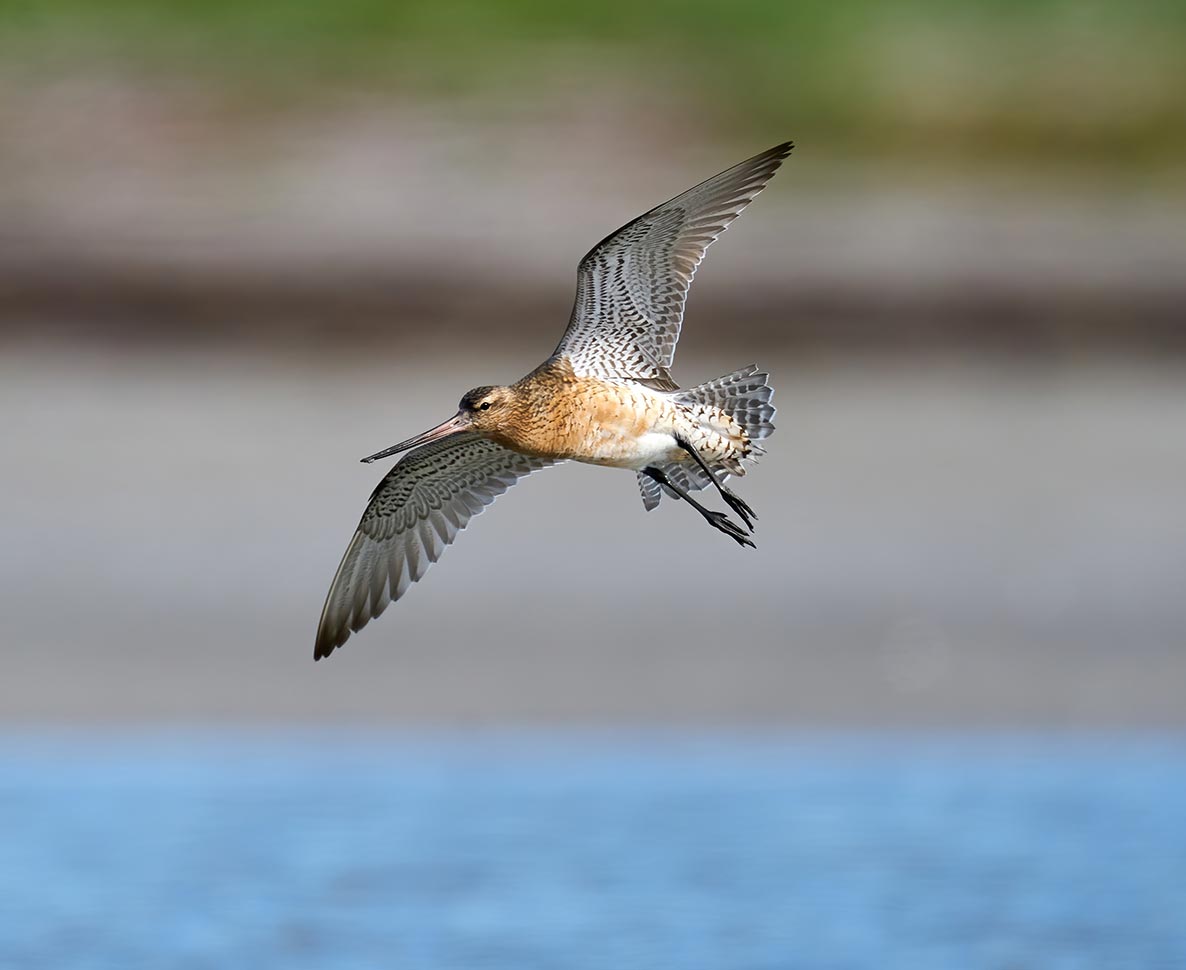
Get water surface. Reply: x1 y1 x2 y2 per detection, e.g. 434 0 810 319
1 732 1183 969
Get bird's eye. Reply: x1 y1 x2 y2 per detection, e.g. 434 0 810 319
479 402 491 410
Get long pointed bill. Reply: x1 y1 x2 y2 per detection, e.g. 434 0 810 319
360 412 470 463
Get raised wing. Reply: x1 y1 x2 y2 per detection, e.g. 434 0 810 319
554 141 792 387
315 433 556 659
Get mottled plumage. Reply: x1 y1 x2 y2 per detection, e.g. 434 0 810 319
556 143 792 386
316 435 555 657
315 142 792 659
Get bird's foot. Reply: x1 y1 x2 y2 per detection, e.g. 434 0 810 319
705 510 757 549
720 487 757 533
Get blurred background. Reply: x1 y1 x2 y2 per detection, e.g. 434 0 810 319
2 1 1184 967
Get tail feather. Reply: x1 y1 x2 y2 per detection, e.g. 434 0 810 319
638 470 663 511
636 364 775 511
676 364 776 442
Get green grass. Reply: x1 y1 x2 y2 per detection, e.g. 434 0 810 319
5 0 1185 167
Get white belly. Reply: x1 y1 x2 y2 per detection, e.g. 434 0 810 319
552 381 742 472
575 429 685 470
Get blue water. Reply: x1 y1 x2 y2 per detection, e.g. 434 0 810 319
1 732 1183 970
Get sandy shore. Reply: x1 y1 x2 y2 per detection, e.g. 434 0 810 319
3 342 1183 725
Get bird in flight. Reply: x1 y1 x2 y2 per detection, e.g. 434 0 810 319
315 141 792 659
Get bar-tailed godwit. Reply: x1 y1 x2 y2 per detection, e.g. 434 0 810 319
315 141 791 659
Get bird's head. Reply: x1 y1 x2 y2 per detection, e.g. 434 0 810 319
457 385 517 432
359 384 519 463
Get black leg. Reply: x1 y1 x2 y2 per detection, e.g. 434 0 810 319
644 468 755 549
674 437 757 532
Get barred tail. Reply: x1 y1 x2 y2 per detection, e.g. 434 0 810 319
677 363 776 442
636 364 775 511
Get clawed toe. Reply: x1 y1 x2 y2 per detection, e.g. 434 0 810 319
721 489 757 532
672 437 760 535
706 511 757 549
644 464 758 549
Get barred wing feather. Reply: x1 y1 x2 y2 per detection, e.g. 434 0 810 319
554 141 792 386
315 433 556 659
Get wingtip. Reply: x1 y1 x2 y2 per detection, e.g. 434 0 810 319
313 629 345 661
769 140 794 160
742 140 794 178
